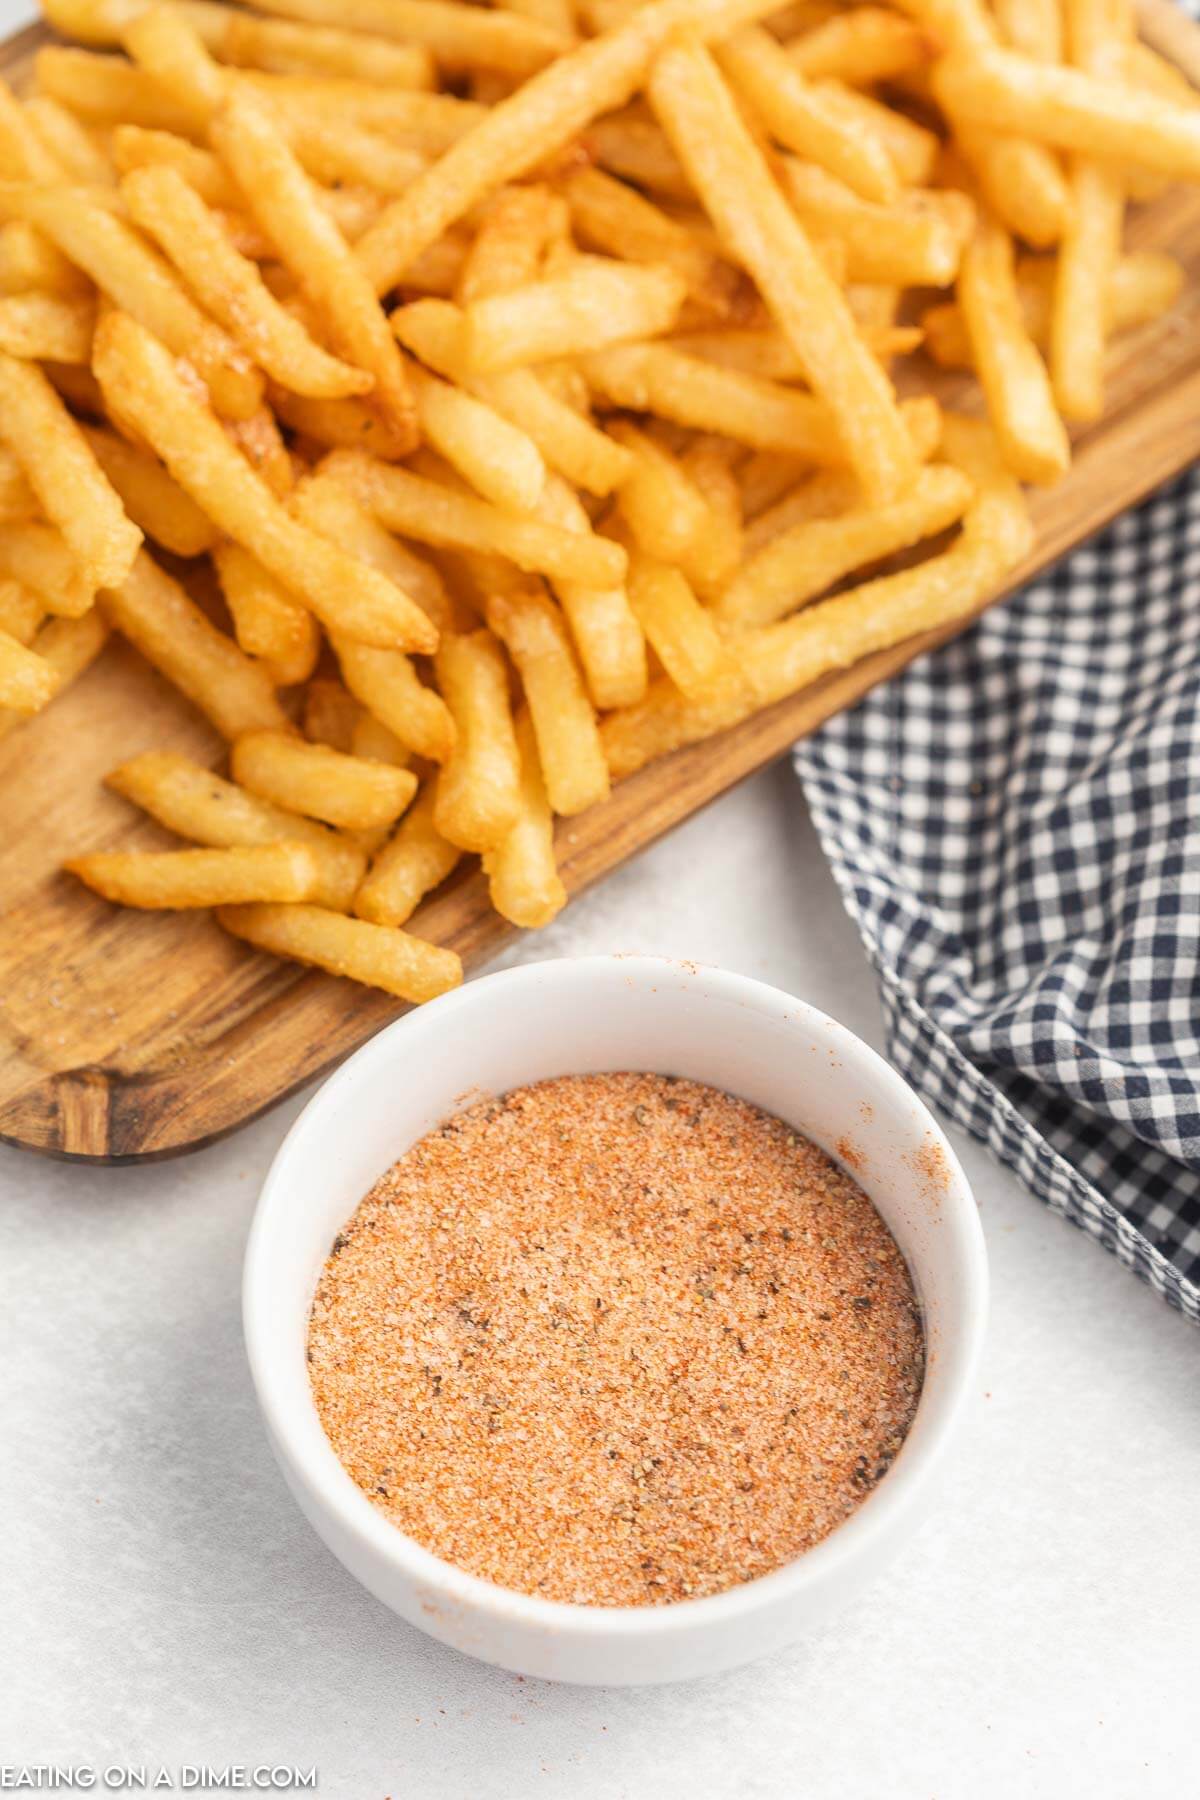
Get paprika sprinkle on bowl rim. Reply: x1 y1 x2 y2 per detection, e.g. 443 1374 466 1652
244 955 987 1684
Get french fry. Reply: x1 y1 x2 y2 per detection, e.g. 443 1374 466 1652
66 840 323 908
353 778 462 927
303 676 361 752
456 182 562 303
0 627 57 712
33 45 200 133
717 27 900 203
322 447 627 586
624 547 729 699
586 340 845 459
213 540 319 686
648 39 916 506
334 633 457 764
993 0 1062 60
291 466 456 634
602 434 1032 778
210 93 416 437
958 216 1070 484
1049 0 1131 425
785 8 929 85
219 0 571 76
780 160 969 287
459 259 686 371
92 312 437 652
393 295 634 495
0 72 67 179
716 462 975 627
486 579 609 815
808 79 938 184
24 94 116 183
433 628 522 852
530 472 647 709
0 579 43 643
351 0 789 295
0 451 36 522
0 608 108 740
608 416 736 590
268 389 413 461
482 709 566 928
922 251 1185 369
101 550 289 737
561 166 744 315
0 350 141 591
351 712 409 767
82 423 218 557
121 3 227 118
0 218 88 295
120 164 376 400
105 749 367 909
232 727 418 830
582 108 693 201
934 45 1200 181
1 181 263 418
217 900 463 1002
0 522 95 618
682 435 742 590
0 289 94 360
410 363 545 509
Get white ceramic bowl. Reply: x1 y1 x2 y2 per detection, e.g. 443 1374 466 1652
244 955 986 1686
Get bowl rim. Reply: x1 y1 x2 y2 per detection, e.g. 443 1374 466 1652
243 953 988 1641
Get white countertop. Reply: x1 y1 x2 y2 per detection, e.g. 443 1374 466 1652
2 0 1197 1772
3 762 1198 1798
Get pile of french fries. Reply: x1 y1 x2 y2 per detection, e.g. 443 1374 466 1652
0 0 1193 1003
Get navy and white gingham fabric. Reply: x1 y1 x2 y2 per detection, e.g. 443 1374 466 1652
796 467 1200 1322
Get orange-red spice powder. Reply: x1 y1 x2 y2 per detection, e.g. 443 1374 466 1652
307 1072 924 1607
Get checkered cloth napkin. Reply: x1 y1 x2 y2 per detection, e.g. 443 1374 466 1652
795 467 1200 1322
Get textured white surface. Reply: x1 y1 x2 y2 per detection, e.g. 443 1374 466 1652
3 766 1198 1798
1 0 1197 1769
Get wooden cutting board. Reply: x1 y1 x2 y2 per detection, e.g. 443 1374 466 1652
3 1 1200 1161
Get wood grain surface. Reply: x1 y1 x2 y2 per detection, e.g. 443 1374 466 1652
2 4 1199 1160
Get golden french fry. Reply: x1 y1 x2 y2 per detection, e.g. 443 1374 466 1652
0 71 67 179
486 579 609 815
0 218 87 296
351 0 788 295
780 160 969 286
456 182 563 303
105 749 367 909
0 607 108 740
23 94 114 182
0 626 57 712
268 389 413 462
482 709 566 928
323 447 626 586
0 351 141 592
582 108 693 201
808 78 938 183
562 165 744 315
602 438 1032 778
350 711 410 766
922 251 1185 369
0 579 43 643
334 632 457 764
218 900 462 1001
433 628 522 852
233 727 418 830
717 26 900 202
217 0 571 75
993 0 1062 59
291 466 456 633
353 778 462 926
529 472 647 709
393 295 635 495
66 840 323 908
119 164 376 400
210 93 416 438
1 180 263 418
101 549 289 738
459 259 685 371
786 7 929 85
625 547 728 699
717 462 976 627
608 416 734 591
648 39 916 506
935 45 1200 180
213 540 319 687
958 216 1070 485
34 45 199 132
410 363 545 509
0 522 94 618
82 423 218 558
0 448 39 521
0 289 94 360
92 312 437 653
